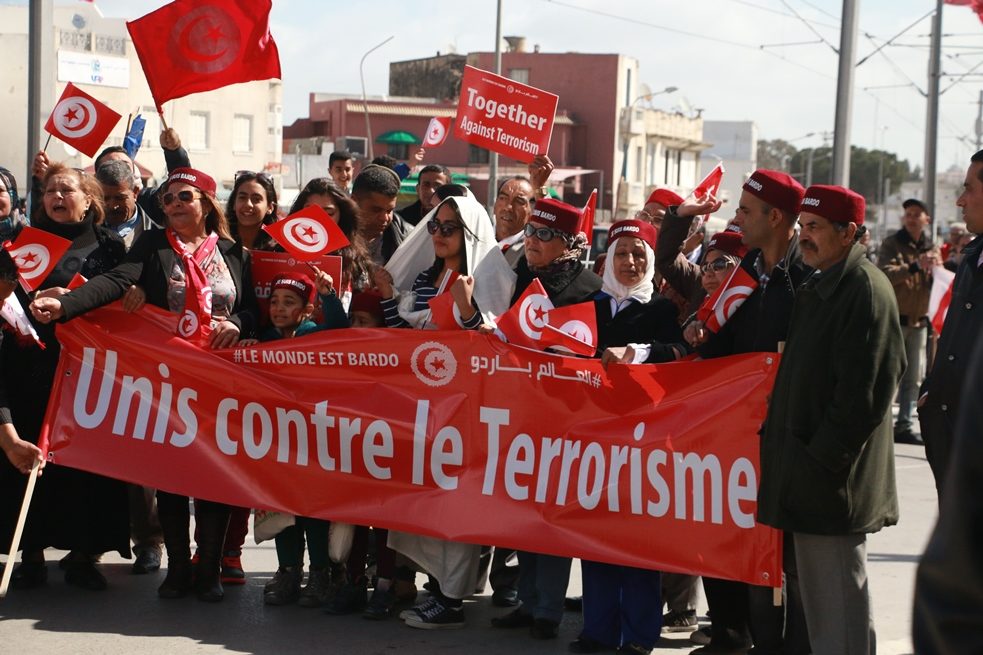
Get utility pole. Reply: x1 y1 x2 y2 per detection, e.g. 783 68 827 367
924 0 944 227
976 89 982 151
27 0 54 183
831 0 859 187
486 0 503 212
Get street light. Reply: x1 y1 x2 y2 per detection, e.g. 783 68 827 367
360 35 394 160
620 86 678 181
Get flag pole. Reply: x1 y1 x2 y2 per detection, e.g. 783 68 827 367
158 111 168 132
0 459 41 598
124 113 132 135
41 134 52 153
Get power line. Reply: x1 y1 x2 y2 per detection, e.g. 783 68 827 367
779 0 839 53
856 10 934 66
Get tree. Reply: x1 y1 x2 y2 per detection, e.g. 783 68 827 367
756 139 799 171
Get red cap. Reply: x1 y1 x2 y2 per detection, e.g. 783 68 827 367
607 219 658 252
272 273 315 303
165 167 217 197
350 291 384 320
707 231 748 259
646 188 685 208
801 185 866 225
742 169 805 215
530 197 582 235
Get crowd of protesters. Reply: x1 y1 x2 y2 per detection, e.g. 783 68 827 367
0 120 980 654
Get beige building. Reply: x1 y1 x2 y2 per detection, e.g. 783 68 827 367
0 3 282 195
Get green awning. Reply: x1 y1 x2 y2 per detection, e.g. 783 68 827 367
399 172 470 196
377 130 421 145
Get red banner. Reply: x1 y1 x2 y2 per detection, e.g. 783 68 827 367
454 65 558 163
42 306 782 587
250 251 342 325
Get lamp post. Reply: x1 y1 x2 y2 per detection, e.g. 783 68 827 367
360 35 394 160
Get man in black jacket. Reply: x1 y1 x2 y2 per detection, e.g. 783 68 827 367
917 149 983 499
683 169 811 655
352 164 408 266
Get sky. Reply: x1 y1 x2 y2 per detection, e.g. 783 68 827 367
42 0 983 173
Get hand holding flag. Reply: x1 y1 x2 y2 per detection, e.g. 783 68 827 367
496 279 598 355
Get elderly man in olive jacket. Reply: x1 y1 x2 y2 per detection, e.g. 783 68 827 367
757 185 905 655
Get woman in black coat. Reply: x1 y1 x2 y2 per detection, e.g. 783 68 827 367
32 167 257 603
0 163 129 591
573 219 684 655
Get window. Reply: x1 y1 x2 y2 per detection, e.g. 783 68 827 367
469 145 490 165
387 143 409 160
635 145 644 182
509 68 529 85
233 114 253 153
188 111 209 151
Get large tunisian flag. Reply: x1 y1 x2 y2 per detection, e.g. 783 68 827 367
127 0 282 110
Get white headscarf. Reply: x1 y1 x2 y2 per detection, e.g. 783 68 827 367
601 237 656 305
384 192 501 328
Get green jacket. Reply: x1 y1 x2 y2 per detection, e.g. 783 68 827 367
757 243 905 535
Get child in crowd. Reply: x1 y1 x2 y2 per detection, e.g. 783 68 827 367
237 269 349 606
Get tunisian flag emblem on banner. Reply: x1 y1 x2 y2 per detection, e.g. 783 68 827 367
44 83 122 158
497 279 598 356
41 305 782 587
3 227 72 292
127 0 282 110
423 117 452 147
263 206 351 260
697 259 759 333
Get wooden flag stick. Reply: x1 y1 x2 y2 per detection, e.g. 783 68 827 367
124 113 133 135
158 111 169 132
0 458 41 598
41 134 52 153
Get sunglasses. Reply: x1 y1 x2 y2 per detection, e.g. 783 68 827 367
701 258 734 274
235 170 274 185
523 223 565 242
162 190 202 206
427 218 463 237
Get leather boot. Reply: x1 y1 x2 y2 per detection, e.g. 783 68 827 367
157 507 192 599
194 502 231 602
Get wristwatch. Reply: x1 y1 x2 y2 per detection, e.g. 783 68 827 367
534 186 549 199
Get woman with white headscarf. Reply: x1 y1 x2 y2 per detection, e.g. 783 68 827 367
374 191 500 329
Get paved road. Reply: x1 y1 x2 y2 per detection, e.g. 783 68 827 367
0 443 934 655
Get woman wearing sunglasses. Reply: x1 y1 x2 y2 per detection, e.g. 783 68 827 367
374 192 498 330
0 163 130 593
31 167 257 603
226 171 280 251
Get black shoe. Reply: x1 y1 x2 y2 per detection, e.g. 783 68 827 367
132 549 162 575
157 559 192 599
403 597 465 630
569 636 608 653
298 566 333 608
362 585 396 620
264 566 302 605
492 608 535 628
531 618 560 639
663 608 698 632
323 580 367 615
65 561 107 591
564 595 583 611
894 428 924 445
492 587 520 607
11 561 47 590
618 644 652 655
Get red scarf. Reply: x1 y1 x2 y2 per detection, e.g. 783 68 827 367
167 229 219 344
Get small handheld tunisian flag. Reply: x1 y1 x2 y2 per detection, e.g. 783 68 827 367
3 227 72 292
579 189 598 246
263 205 351 261
688 163 725 229
423 117 452 148
496 279 598 356
44 83 122 158
127 0 281 111
425 271 463 330
696 258 759 333
929 265 956 334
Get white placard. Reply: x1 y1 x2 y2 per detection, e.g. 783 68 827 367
57 50 130 89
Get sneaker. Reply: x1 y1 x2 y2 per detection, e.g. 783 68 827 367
362 585 397 620
298 567 333 608
264 566 302 605
400 596 440 621
403 597 465 630
221 550 246 585
663 609 698 632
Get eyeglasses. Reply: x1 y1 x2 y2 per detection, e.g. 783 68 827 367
523 223 564 242
701 258 734 274
162 190 202 206
633 210 654 222
235 170 274 185
427 218 463 237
